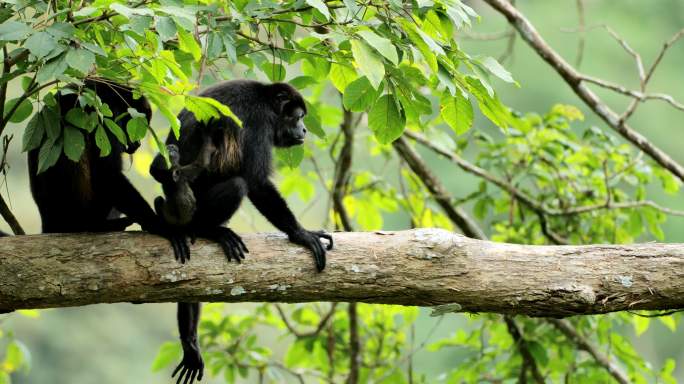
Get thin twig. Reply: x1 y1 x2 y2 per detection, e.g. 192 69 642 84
504 316 544 384
274 303 338 338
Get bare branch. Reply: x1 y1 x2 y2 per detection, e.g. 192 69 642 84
404 131 684 218
393 137 486 239
481 0 684 183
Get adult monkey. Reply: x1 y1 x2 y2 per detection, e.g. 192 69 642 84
28 79 189 257
150 80 333 384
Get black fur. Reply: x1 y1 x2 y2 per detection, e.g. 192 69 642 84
28 80 189 254
150 80 333 384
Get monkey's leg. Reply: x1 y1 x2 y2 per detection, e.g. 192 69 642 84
172 302 203 384
193 177 249 262
106 172 190 262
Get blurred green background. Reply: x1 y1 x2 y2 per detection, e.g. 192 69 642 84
3 0 684 382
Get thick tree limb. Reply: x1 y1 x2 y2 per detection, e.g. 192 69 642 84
1 229 684 317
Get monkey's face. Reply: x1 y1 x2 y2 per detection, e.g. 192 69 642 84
274 104 307 148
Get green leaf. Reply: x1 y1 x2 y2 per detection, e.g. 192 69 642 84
5 98 33 123
304 0 330 20
659 316 676 332
66 48 96 74
104 118 127 146
22 109 47 152
356 30 398 65
63 126 85 162
36 53 68 83
261 62 286 82
65 108 88 130
289 76 318 90
633 316 649 337
37 136 63 173
72 7 97 17
368 94 405 144
276 146 305 168
177 27 201 61
343 76 381 112
189 96 242 127
399 20 437 73
45 23 75 39
110 3 154 18
151 342 182 372
156 16 177 41
95 124 111 157
0 20 31 41
480 57 515 83
351 40 385 89
441 94 473 135
329 63 358 93
126 117 148 142
24 32 58 58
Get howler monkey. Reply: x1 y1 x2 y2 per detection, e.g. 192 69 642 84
150 80 333 384
28 79 188 258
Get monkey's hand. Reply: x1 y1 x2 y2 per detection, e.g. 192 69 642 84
288 230 333 272
172 339 204 384
146 221 192 264
197 226 248 262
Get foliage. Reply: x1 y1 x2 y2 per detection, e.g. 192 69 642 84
1 0 683 382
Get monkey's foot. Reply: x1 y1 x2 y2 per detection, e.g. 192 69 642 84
198 226 248 262
289 229 333 272
172 340 204 384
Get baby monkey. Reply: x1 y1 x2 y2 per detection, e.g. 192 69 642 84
154 136 216 229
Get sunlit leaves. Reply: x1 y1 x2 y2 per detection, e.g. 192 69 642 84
304 0 330 20
343 76 381 112
479 57 516 84
275 146 304 168
151 342 182 372
356 30 398 65
368 94 405 144
350 40 385 89
177 27 201 61
441 93 473 135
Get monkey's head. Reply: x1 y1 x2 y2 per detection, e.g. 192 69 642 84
267 83 308 148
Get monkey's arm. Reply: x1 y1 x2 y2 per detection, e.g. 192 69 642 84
248 180 332 271
150 153 174 186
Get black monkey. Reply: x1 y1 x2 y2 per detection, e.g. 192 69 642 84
28 79 189 257
153 137 215 231
150 80 333 384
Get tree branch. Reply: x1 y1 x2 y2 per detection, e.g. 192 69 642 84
481 0 684 183
2 230 684 317
393 137 486 239
548 319 630 384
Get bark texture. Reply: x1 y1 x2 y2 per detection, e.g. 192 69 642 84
0 229 683 317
